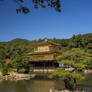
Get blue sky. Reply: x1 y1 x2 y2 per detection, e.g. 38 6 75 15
0 0 92 41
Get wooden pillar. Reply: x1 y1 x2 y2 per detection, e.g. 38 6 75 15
44 62 45 73
52 61 54 69
33 63 35 72
48 61 50 73
47 61 48 74
33 63 35 69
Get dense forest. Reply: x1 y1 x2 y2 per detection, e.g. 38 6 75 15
0 33 92 75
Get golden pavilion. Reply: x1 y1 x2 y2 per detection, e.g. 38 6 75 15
27 39 61 73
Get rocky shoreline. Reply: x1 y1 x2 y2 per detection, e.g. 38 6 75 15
84 69 92 73
0 72 35 81
55 90 85 92
0 69 92 81
49 88 85 92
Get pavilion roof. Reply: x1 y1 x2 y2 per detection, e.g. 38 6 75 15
27 51 61 55
33 41 60 46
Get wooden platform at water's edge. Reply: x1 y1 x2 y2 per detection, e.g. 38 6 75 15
33 69 54 73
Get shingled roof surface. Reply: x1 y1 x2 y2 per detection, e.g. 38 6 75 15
33 41 60 46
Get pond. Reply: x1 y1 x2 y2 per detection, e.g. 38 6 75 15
0 73 92 92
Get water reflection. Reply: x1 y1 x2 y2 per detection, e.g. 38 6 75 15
0 79 64 92
0 74 91 92
78 73 92 92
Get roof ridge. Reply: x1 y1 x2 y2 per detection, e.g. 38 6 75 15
34 40 60 46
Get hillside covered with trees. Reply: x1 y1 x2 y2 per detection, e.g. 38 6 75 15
0 33 92 75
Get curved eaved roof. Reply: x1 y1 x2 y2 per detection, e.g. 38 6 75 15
27 51 61 55
34 41 60 46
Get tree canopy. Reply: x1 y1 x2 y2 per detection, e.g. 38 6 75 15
0 0 61 14
49 48 92 90
0 33 92 76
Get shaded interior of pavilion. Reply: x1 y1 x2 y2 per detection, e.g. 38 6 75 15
30 61 59 69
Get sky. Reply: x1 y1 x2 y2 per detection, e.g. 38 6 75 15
0 0 92 42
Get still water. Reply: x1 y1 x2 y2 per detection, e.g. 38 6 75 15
0 74 92 92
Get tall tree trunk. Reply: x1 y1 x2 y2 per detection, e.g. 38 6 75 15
64 77 74 90
64 78 69 89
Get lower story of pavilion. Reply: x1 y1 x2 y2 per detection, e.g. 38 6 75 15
30 60 59 69
30 61 59 73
